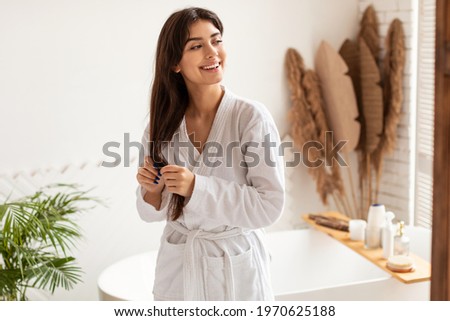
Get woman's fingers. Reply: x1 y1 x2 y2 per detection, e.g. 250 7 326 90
137 171 165 193
159 164 180 174
138 162 193 196
137 169 161 188
143 156 161 177
159 165 195 197
138 167 153 179
136 156 167 195
136 171 158 184
160 170 186 186
161 172 180 180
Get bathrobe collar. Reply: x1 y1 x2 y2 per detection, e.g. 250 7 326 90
179 86 232 176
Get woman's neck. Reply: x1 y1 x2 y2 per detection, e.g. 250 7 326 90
185 84 224 118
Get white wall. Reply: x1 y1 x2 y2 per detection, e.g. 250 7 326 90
0 0 360 300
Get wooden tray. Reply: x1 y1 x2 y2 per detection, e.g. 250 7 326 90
302 211 431 284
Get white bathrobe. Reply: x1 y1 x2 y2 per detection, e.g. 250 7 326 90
136 87 285 301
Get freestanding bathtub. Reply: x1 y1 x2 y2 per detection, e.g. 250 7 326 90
98 226 431 300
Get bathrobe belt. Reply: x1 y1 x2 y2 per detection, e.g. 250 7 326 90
168 221 250 301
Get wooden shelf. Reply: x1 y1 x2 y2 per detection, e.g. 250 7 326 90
302 212 431 284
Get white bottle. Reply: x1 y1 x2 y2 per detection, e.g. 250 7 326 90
382 211 395 259
367 204 386 228
365 204 386 248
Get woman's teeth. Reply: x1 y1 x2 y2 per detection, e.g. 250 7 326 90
201 63 220 70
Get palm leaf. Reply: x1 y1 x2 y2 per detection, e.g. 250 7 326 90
314 41 362 217
0 203 7 219
2 205 44 249
314 41 360 153
372 19 406 201
285 48 331 204
286 47 351 210
3 185 96 254
381 18 406 154
285 48 316 148
359 38 384 154
0 268 22 298
339 39 364 150
28 257 82 293
302 70 345 198
358 38 384 209
359 5 380 61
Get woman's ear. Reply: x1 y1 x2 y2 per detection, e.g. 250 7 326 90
172 65 181 73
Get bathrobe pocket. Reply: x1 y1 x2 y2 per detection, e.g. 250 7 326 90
153 236 185 299
202 247 262 300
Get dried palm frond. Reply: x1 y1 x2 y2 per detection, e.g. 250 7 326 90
339 39 364 150
359 5 380 61
285 49 317 151
285 49 323 201
285 48 346 209
339 39 368 217
359 38 384 154
314 41 361 153
314 41 361 217
359 38 384 208
303 70 345 198
354 6 383 215
381 18 405 154
302 71 329 157
372 19 406 200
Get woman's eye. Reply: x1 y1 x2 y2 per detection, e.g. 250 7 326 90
190 45 202 50
214 39 223 45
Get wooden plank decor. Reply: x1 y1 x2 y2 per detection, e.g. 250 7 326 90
303 211 431 284
432 0 450 300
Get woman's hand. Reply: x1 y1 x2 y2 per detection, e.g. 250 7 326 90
136 156 166 195
160 165 195 197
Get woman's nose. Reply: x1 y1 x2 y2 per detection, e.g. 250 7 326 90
205 44 218 59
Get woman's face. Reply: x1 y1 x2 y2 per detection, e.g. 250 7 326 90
176 19 226 88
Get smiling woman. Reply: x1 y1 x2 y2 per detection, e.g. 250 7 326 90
0 0 379 302
135 7 285 301
177 21 226 87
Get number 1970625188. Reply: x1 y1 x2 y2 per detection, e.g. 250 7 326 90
256 305 336 317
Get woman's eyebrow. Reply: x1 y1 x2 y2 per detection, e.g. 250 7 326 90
186 32 221 44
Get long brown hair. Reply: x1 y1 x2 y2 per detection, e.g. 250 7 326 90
149 7 224 220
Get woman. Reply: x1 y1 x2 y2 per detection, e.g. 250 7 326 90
136 7 285 301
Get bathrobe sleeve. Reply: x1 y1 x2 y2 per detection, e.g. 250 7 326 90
184 110 285 229
135 123 170 223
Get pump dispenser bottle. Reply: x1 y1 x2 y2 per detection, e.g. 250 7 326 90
394 221 410 256
382 211 395 259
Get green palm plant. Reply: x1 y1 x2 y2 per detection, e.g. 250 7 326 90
0 183 102 300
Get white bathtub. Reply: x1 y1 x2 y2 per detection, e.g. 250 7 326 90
97 227 430 301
